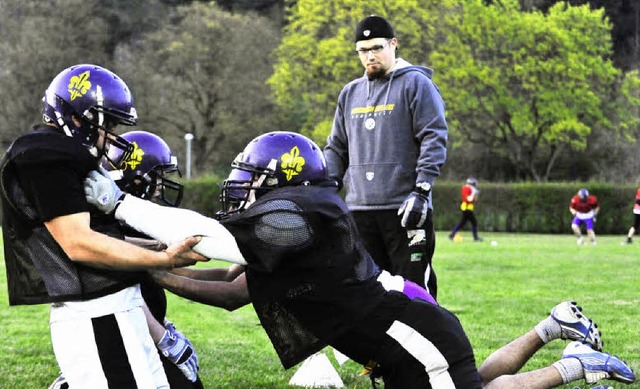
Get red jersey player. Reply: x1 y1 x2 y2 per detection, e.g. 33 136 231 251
569 188 600 245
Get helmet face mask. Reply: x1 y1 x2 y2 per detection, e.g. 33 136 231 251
104 131 184 207
42 64 137 161
218 131 328 219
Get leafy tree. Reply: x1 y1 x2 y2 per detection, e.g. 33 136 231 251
430 0 639 181
271 0 638 181
119 2 281 175
0 0 112 149
269 0 447 145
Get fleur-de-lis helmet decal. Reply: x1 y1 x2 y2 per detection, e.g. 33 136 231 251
103 130 184 207
218 131 329 217
42 64 137 165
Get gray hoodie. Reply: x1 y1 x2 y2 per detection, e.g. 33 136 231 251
324 58 448 211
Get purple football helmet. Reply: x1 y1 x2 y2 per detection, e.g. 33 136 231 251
578 188 589 200
466 177 478 187
104 131 183 207
42 64 136 164
219 131 328 217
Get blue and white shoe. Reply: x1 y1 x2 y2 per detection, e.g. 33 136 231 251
48 373 69 389
563 341 636 385
551 301 602 350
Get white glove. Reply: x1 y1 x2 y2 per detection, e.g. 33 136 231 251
157 321 199 382
84 166 124 214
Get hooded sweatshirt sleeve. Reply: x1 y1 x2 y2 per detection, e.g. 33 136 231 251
410 72 448 185
324 87 349 182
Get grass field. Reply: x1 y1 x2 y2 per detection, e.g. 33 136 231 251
1 231 638 388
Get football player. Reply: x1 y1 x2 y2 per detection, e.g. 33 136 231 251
1 64 207 389
624 188 640 244
84 132 635 388
569 188 600 245
449 177 483 242
50 130 203 388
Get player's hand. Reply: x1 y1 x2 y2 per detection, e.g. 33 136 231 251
164 236 210 268
83 166 124 214
157 321 199 382
398 187 432 229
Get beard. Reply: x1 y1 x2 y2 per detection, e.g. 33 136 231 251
366 65 386 80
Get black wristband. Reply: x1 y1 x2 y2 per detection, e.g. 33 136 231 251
112 193 127 214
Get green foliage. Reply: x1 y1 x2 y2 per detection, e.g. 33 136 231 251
429 0 631 181
0 0 113 147
269 0 446 145
270 0 640 181
181 174 226 218
2 233 639 388
118 2 281 176
434 181 638 234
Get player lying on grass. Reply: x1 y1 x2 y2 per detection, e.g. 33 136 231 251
84 131 635 388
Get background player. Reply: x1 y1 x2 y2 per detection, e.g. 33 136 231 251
569 188 600 245
449 177 483 242
624 188 640 244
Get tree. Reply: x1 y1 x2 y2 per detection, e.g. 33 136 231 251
430 0 639 181
270 0 638 181
269 0 447 145
119 2 281 175
0 0 112 149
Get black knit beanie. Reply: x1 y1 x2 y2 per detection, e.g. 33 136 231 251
355 15 395 42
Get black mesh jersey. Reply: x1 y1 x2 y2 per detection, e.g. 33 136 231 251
223 185 407 368
0 125 142 305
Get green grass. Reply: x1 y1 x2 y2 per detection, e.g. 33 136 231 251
1 232 639 388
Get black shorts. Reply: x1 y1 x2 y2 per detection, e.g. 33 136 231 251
373 299 481 389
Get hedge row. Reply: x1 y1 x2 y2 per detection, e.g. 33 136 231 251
2 176 634 235
182 178 638 235
432 182 638 234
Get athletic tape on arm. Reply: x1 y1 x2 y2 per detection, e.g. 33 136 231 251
115 195 247 265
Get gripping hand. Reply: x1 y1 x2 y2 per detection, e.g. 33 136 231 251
398 183 432 229
157 321 199 382
84 166 124 214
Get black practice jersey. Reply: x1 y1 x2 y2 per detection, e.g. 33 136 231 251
222 185 409 368
0 125 141 305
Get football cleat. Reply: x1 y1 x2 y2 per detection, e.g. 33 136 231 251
577 236 585 245
563 341 635 385
48 373 68 389
550 301 602 351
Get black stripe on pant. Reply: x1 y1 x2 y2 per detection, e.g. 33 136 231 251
92 314 137 388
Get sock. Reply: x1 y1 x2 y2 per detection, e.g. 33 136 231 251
552 358 584 383
534 316 562 344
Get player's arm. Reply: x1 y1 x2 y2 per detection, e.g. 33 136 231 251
150 270 250 311
45 212 207 269
84 169 247 265
170 264 245 282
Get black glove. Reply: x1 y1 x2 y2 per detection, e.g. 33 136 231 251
398 183 432 229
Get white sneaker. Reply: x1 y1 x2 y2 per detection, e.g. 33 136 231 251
577 236 585 245
550 301 602 351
